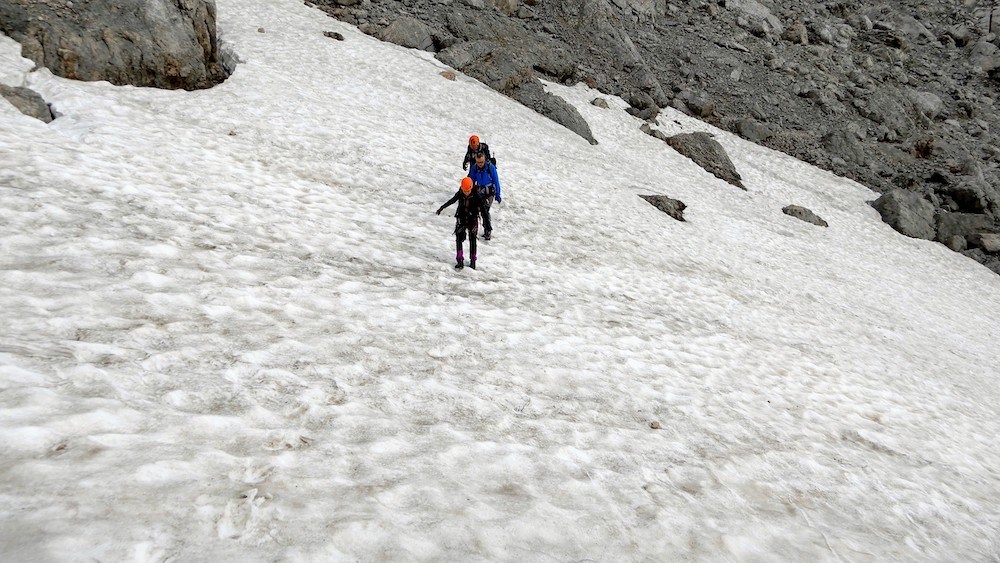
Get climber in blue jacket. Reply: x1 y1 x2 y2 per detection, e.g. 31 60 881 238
467 150 501 240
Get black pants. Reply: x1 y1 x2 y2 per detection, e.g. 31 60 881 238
480 194 494 235
455 219 478 261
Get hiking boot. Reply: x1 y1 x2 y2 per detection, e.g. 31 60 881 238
483 232 492 240
455 260 464 270
469 260 476 269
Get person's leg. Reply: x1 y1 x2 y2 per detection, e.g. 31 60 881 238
455 223 465 267
469 222 478 269
481 195 494 238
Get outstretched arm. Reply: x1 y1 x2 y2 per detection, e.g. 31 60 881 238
437 192 460 214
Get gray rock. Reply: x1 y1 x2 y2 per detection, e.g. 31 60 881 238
627 90 656 110
640 123 669 142
970 40 1000 73
436 40 496 72
378 16 437 51
871 190 936 240
937 181 994 215
782 20 809 45
0 0 228 90
437 39 595 144
0 83 53 122
945 235 967 252
669 96 691 115
985 258 1000 275
640 194 686 221
723 0 782 36
782 205 829 227
908 90 944 121
968 233 1000 253
854 88 916 139
684 90 715 118
935 212 996 244
591 97 610 109
961 247 989 264
822 128 866 165
664 132 745 189
945 26 973 47
487 0 518 16
532 46 577 82
896 15 936 44
627 105 658 121
736 117 772 143
513 79 598 145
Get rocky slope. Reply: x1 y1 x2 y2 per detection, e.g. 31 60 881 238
315 0 1000 274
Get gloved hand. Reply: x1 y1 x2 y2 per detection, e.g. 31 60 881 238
462 163 468 171
495 195 502 203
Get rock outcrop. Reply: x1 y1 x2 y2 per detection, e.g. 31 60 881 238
664 132 745 190
641 195 687 222
0 83 54 122
872 189 937 240
0 0 230 90
783 205 829 227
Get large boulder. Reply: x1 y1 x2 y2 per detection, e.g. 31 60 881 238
936 181 996 216
510 79 598 145
935 212 997 245
0 0 229 90
0 83 53 122
969 233 1000 253
969 40 1000 73
871 189 936 240
378 16 437 52
664 132 745 189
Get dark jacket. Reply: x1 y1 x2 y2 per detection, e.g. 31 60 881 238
438 189 484 225
462 142 492 170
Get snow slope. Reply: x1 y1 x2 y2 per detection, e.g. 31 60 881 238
1 0 998 560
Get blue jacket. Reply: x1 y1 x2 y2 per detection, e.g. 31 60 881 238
468 161 501 201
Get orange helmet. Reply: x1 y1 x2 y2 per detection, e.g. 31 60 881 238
468 135 479 148
461 177 473 194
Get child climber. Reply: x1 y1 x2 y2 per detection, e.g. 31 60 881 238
436 177 484 269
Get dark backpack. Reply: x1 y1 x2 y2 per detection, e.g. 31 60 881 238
476 183 495 199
